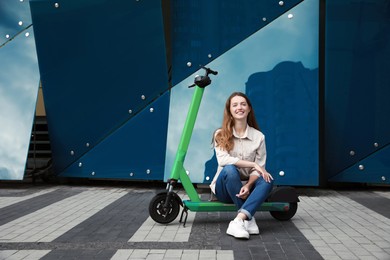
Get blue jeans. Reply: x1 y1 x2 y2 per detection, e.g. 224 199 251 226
215 165 273 220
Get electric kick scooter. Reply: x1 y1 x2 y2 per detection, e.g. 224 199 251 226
149 66 299 227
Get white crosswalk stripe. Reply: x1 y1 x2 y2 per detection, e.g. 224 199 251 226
0 188 57 209
110 249 234 260
0 188 128 242
0 250 51 260
293 190 390 260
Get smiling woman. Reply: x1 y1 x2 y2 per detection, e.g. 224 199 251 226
211 92 274 239
0 1 40 180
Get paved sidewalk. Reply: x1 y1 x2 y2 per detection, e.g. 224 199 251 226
0 183 389 260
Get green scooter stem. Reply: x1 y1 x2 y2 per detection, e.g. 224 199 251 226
169 86 204 202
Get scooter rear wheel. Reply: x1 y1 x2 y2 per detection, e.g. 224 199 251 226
149 194 180 224
270 202 298 221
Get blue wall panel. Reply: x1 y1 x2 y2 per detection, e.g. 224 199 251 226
329 145 390 185
59 92 170 180
30 0 169 175
325 0 390 183
25 0 389 185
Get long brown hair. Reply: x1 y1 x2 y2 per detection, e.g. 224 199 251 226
214 92 260 151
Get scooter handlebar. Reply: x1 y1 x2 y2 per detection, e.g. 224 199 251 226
201 66 218 76
188 66 217 88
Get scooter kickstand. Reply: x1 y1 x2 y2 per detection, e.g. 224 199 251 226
179 206 189 227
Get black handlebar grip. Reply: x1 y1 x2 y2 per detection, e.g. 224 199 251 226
209 69 218 75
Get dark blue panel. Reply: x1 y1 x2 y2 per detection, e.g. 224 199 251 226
329 144 390 185
325 0 390 181
169 0 304 86
59 92 170 180
29 0 169 174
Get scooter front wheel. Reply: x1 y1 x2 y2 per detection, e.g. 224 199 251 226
270 202 298 221
149 194 180 224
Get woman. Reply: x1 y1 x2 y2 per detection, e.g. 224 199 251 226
210 92 274 239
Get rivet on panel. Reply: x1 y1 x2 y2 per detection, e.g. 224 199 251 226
91 171 95 176
18 21 23 26
146 169 151 174
279 171 285 177
128 109 133 114
78 162 83 167
349 150 355 156
288 13 294 19
6 34 10 39
141 95 146 100
70 150 75 156
54 3 59 8
262 17 267 22
279 1 284 6
374 142 379 148
186 170 190 175
86 143 90 147
25 32 30 37
382 176 386 181
130 172 134 177
205 176 210 181
208 54 212 58
150 108 154 113
187 62 192 67
358 165 364 171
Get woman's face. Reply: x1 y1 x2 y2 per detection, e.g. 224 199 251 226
229 95 251 121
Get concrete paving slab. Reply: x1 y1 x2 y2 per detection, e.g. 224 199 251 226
0 184 389 260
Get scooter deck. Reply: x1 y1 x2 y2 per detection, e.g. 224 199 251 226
183 200 290 212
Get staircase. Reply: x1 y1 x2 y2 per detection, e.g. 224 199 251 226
25 116 53 182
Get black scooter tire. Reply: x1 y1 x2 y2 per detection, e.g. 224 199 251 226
149 194 180 224
270 202 298 221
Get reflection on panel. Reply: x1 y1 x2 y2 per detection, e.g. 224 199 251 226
0 2 40 180
165 0 319 186
168 0 304 86
0 1 32 46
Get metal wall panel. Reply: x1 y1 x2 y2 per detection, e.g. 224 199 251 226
325 0 390 184
30 0 169 176
59 92 170 180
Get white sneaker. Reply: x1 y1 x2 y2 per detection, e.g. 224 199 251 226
244 217 259 235
226 218 250 239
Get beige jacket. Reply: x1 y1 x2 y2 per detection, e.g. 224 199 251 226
210 125 266 194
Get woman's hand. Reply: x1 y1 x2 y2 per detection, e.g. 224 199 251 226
253 164 274 183
236 185 250 199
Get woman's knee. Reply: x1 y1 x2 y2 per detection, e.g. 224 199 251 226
256 177 274 190
221 165 240 180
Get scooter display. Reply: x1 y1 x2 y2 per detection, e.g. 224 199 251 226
149 66 299 227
